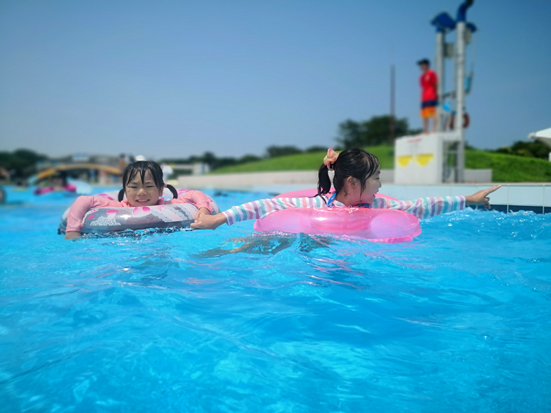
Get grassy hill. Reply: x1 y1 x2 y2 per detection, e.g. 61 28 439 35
212 145 395 173
212 145 551 182
465 149 551 182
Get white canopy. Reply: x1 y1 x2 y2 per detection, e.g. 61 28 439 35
528 127 551 148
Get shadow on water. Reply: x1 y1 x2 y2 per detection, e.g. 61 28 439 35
193 232 335 258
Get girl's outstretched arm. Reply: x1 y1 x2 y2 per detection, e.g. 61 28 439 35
465 185 502 208
371 185 503 219
191 196 327 230
195 207 211 219
191 213 228 230
372 196 466 219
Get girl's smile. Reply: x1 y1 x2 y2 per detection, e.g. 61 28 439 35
124 170 163 207
336 167 382 206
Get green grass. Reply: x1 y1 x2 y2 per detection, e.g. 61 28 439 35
465 149 551 182
212 145 551 182
212 145 395 174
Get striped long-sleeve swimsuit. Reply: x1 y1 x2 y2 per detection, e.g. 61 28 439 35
222 195 466 226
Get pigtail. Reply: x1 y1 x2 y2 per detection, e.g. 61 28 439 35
118 189 125 202
166 184 178 199
317 164 332 198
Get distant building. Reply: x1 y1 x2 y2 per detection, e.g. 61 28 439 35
34 154 123 184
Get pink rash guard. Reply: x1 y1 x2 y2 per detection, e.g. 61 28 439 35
66 190 214 232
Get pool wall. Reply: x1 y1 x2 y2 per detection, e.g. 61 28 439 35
179 171 551 214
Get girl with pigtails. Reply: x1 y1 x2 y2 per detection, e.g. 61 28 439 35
192 148 501 231
65 161 214 239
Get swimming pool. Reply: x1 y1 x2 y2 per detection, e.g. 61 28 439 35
1 186 550 412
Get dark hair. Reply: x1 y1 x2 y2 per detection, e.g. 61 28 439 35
417 58 430 66
52 171 68 186
317 148 380 201
118 160 178 202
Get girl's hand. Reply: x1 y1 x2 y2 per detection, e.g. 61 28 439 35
465 185 502 208
65 231 81 240
191 213 227 230
195 207 211 219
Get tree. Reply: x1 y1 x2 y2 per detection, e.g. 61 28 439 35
0 148 48 178
159 151 263 172
305 145 327 153
202 151 217 169
335 120 363 148
238 154 262 163
265 145 302 158
494 140 550 159
336 115 419 148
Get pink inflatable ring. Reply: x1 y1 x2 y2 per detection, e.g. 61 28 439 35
253 189 421 243
34 184 77 195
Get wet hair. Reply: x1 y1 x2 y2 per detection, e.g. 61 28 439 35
317 148 380 201
118 160 178 202
52 172 68 186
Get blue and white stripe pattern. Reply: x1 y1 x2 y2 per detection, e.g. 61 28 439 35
371 196 466 219
222 195 466 226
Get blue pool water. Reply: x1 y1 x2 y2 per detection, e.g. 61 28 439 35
1 186 550 412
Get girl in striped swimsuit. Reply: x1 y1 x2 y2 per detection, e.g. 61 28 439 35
191 148 501 230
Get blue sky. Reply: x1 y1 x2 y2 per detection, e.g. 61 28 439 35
1 0 550 160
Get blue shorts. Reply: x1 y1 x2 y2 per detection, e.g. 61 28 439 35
421 100 438 109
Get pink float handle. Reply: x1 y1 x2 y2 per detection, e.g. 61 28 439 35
34 186 54 195
254 189 420 243
34 184 77 195
64 184 77 192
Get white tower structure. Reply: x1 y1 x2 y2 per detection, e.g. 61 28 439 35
454 0 474 183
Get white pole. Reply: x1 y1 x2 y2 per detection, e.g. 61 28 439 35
455 20 466 183
435 31 445 132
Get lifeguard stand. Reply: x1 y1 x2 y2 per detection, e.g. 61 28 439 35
395 0 477 184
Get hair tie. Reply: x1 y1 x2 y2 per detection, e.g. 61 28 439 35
327 169 335 188
323 148 339 169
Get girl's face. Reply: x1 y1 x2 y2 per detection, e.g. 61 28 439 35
342 167 382 206
124 170 163 207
